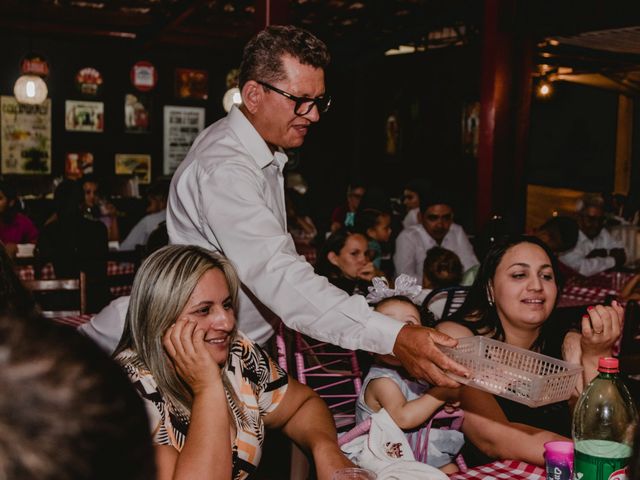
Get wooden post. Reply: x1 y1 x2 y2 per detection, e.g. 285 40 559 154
615 94 633 195
254 0 289 30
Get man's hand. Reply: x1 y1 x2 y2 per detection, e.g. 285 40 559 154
610 248 626 268
393 324 469 388
586 248 607 259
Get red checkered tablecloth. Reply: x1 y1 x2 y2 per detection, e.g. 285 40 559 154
449 460 544 480
557 271 633 308
51 314 93 328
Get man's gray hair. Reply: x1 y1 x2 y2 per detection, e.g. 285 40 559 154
239 25 330 89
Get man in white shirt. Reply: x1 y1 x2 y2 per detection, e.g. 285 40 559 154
559 196 626 276
119 180 169 251
166 25 466 386
394 194 478 280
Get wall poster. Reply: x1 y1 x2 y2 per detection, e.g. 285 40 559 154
65 152 94 179
163 105 205 175
115 153 151 184
124 93 151 134
65 100 104 132
0 96 52 174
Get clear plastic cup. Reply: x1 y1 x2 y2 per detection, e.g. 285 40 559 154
332 467 377 480
544 440 574 480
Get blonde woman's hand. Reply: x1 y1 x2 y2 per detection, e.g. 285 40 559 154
580 301 624 358
163 317 222 395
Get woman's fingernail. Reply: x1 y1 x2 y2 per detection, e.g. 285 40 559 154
587 306 594 311
582 314 589 320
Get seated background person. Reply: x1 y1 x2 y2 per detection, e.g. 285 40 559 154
414 247 464 321
533 216 579 255
36 180 110 313
401 178 430 230
394 189 478 280
0 311 154 480
0 181 38 258
559 195 626 276
120 179 170 251
114 245 353 479
436 235 623 466
316 229 376 296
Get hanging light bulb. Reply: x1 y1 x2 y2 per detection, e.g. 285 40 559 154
536 79 553 99
14 75 48 104
14 53 49 105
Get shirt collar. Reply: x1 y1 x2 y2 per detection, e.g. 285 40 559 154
227 105 288 171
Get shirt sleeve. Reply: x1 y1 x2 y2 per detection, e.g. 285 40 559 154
20 215 39 243
200 163 403 355
120 219 147 251
394 230 418 278
559 243 615 276
454 227 479 271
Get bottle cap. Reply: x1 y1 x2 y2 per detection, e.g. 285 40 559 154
598 357 619 373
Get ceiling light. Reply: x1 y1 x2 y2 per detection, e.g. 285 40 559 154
222 87 242 112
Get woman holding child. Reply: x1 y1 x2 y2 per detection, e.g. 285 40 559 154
437 235 623 466
114 245 352 479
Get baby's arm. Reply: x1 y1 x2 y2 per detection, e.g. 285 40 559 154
366 378 458 430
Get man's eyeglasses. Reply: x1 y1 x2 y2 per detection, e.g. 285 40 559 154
257 81 331 116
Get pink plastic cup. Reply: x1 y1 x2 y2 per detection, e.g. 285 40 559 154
544 441 574 480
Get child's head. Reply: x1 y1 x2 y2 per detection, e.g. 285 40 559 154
423 246 463 289
354 208 392 243
374 296 421 326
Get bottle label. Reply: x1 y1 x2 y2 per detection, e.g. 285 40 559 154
574 450 630 480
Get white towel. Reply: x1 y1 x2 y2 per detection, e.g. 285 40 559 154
340 409 448 480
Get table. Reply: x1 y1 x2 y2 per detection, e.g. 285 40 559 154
449 460 544 480
557 271 633 308
52 313 93 328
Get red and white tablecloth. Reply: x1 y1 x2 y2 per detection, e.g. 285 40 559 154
557 271 633 308
449 460 544 480
51 314 93 328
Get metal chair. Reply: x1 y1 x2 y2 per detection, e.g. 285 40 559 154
338 409 467 472
293 329 363 431
25 272 87 318
421 286 470 323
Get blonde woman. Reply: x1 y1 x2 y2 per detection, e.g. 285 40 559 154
114 245 353 480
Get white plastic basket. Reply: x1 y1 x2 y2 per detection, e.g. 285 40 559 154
440 336 583 407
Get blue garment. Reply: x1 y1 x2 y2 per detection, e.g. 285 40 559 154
356 365 464 468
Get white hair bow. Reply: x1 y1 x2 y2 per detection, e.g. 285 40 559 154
366 274 422 304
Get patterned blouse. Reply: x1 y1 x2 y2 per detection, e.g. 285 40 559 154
116 331 289 479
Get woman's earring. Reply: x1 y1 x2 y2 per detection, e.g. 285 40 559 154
487 288 494 306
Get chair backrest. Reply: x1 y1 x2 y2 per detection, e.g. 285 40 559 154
421 286 470 323
25 272 87 318
338 409 467 472
292 329 362 431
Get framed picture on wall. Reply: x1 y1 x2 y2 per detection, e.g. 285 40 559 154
0 96 52 174
65 100 104 132
115 153 151 184
65 152 94 179
124 93 151 134
175 68 209 100
163 105 205 175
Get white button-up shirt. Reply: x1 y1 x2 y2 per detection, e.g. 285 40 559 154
559 229 625 276
393 223 479 280
167 106 402 352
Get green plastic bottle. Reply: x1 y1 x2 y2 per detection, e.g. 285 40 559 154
572 357 638 480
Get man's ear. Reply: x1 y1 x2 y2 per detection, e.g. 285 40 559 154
327 251 340 268
241 81 263 114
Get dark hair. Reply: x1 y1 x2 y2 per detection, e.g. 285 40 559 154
354 209 389 236
53 180 84 219
631 421 640 480
419 187 453 213
0 180 19 223
0 243 37 318
0 313 155 480
146 179 170 201
423 247 463 289
316 229 367 279
538 216 579 253
239 25 330 89
403 178 430 200
448 235 562 351
374 295 431 327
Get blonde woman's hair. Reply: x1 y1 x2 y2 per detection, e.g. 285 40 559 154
114 245 241 415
